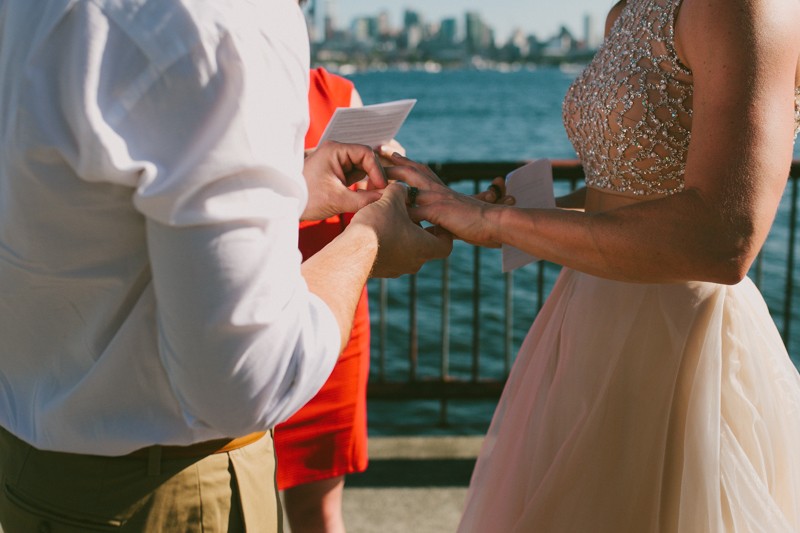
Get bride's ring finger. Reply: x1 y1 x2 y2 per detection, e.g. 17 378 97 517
392 153 445 185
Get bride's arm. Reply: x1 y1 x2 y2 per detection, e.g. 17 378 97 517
395 0 800 285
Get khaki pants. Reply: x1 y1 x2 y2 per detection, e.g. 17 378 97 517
0 427 282 532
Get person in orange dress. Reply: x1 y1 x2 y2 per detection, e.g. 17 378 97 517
281 63 505 533
275 66 381 533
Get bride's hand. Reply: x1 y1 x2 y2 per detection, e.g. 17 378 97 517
386 154 514 248
473 176 514 205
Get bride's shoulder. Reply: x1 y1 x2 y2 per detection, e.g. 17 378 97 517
604 1 627 38
676 0 800 71
677 0 799 37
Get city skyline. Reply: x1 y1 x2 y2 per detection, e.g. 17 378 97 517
305 1 601 70
316 0 614 43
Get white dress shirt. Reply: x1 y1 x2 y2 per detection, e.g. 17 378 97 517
0 0 341 455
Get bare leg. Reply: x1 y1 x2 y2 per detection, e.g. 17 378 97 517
283 475 346 533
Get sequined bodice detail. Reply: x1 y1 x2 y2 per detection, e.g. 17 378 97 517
563 0 694 197
795 87 800 137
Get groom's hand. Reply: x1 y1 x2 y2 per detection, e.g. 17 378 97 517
301 141 388 221
349 182 453 277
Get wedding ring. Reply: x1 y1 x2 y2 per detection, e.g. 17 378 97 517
488 183 503 200
408 186 419 207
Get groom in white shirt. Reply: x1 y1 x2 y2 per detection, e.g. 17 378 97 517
0 1 451 531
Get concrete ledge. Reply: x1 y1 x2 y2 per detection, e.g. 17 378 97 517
367 435 484 460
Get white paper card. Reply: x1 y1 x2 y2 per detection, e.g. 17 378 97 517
317 99 417 148
501 159 556 272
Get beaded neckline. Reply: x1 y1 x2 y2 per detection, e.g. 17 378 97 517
795 87 800 138
563 0 694 197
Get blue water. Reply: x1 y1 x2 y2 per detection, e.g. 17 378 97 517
350 68 580 162
344 68 800 435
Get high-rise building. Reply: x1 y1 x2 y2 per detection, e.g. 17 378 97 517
583 13 597 49
376 10 391 38
465 11 490 54
351 17 372 43
439 17 458 45
406 25 423 50
366 17 380 40
323 0 336 41
301 1 318 42
509 28 530 57
404 9 422 30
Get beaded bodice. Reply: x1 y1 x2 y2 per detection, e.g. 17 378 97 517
795 87 800 136
564 0 800 198
563 0 693 197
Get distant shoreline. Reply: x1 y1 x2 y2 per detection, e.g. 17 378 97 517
313 60 590 76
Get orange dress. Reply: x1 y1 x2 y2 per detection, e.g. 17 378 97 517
274 68 370 490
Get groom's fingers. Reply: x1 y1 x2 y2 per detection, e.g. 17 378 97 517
318 140 389 189
343 189 384 213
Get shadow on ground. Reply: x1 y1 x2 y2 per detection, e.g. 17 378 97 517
347 458 476 488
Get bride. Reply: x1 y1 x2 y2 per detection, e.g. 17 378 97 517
389 0 800 530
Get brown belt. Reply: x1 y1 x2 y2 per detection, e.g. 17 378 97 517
127 431 266 460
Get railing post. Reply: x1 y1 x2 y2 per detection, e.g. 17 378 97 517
440 257 451 426
378 278 387 383
537 261 546 312
504 271 513 374
783 175 798 346
472 179 481 383
754 252 764 289
409 274 418 382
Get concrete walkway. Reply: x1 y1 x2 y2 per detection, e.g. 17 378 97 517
339 436 484 533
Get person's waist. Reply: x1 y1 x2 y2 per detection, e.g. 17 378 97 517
0 425 266 462
125 431 267 460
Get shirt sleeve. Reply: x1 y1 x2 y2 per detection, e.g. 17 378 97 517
34 2 341 434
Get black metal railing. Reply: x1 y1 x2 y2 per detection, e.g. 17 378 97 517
367 160 800 412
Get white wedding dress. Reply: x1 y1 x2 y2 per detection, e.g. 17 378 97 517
457 0 800 531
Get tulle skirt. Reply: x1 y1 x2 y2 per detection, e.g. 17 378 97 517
458 269 800 532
